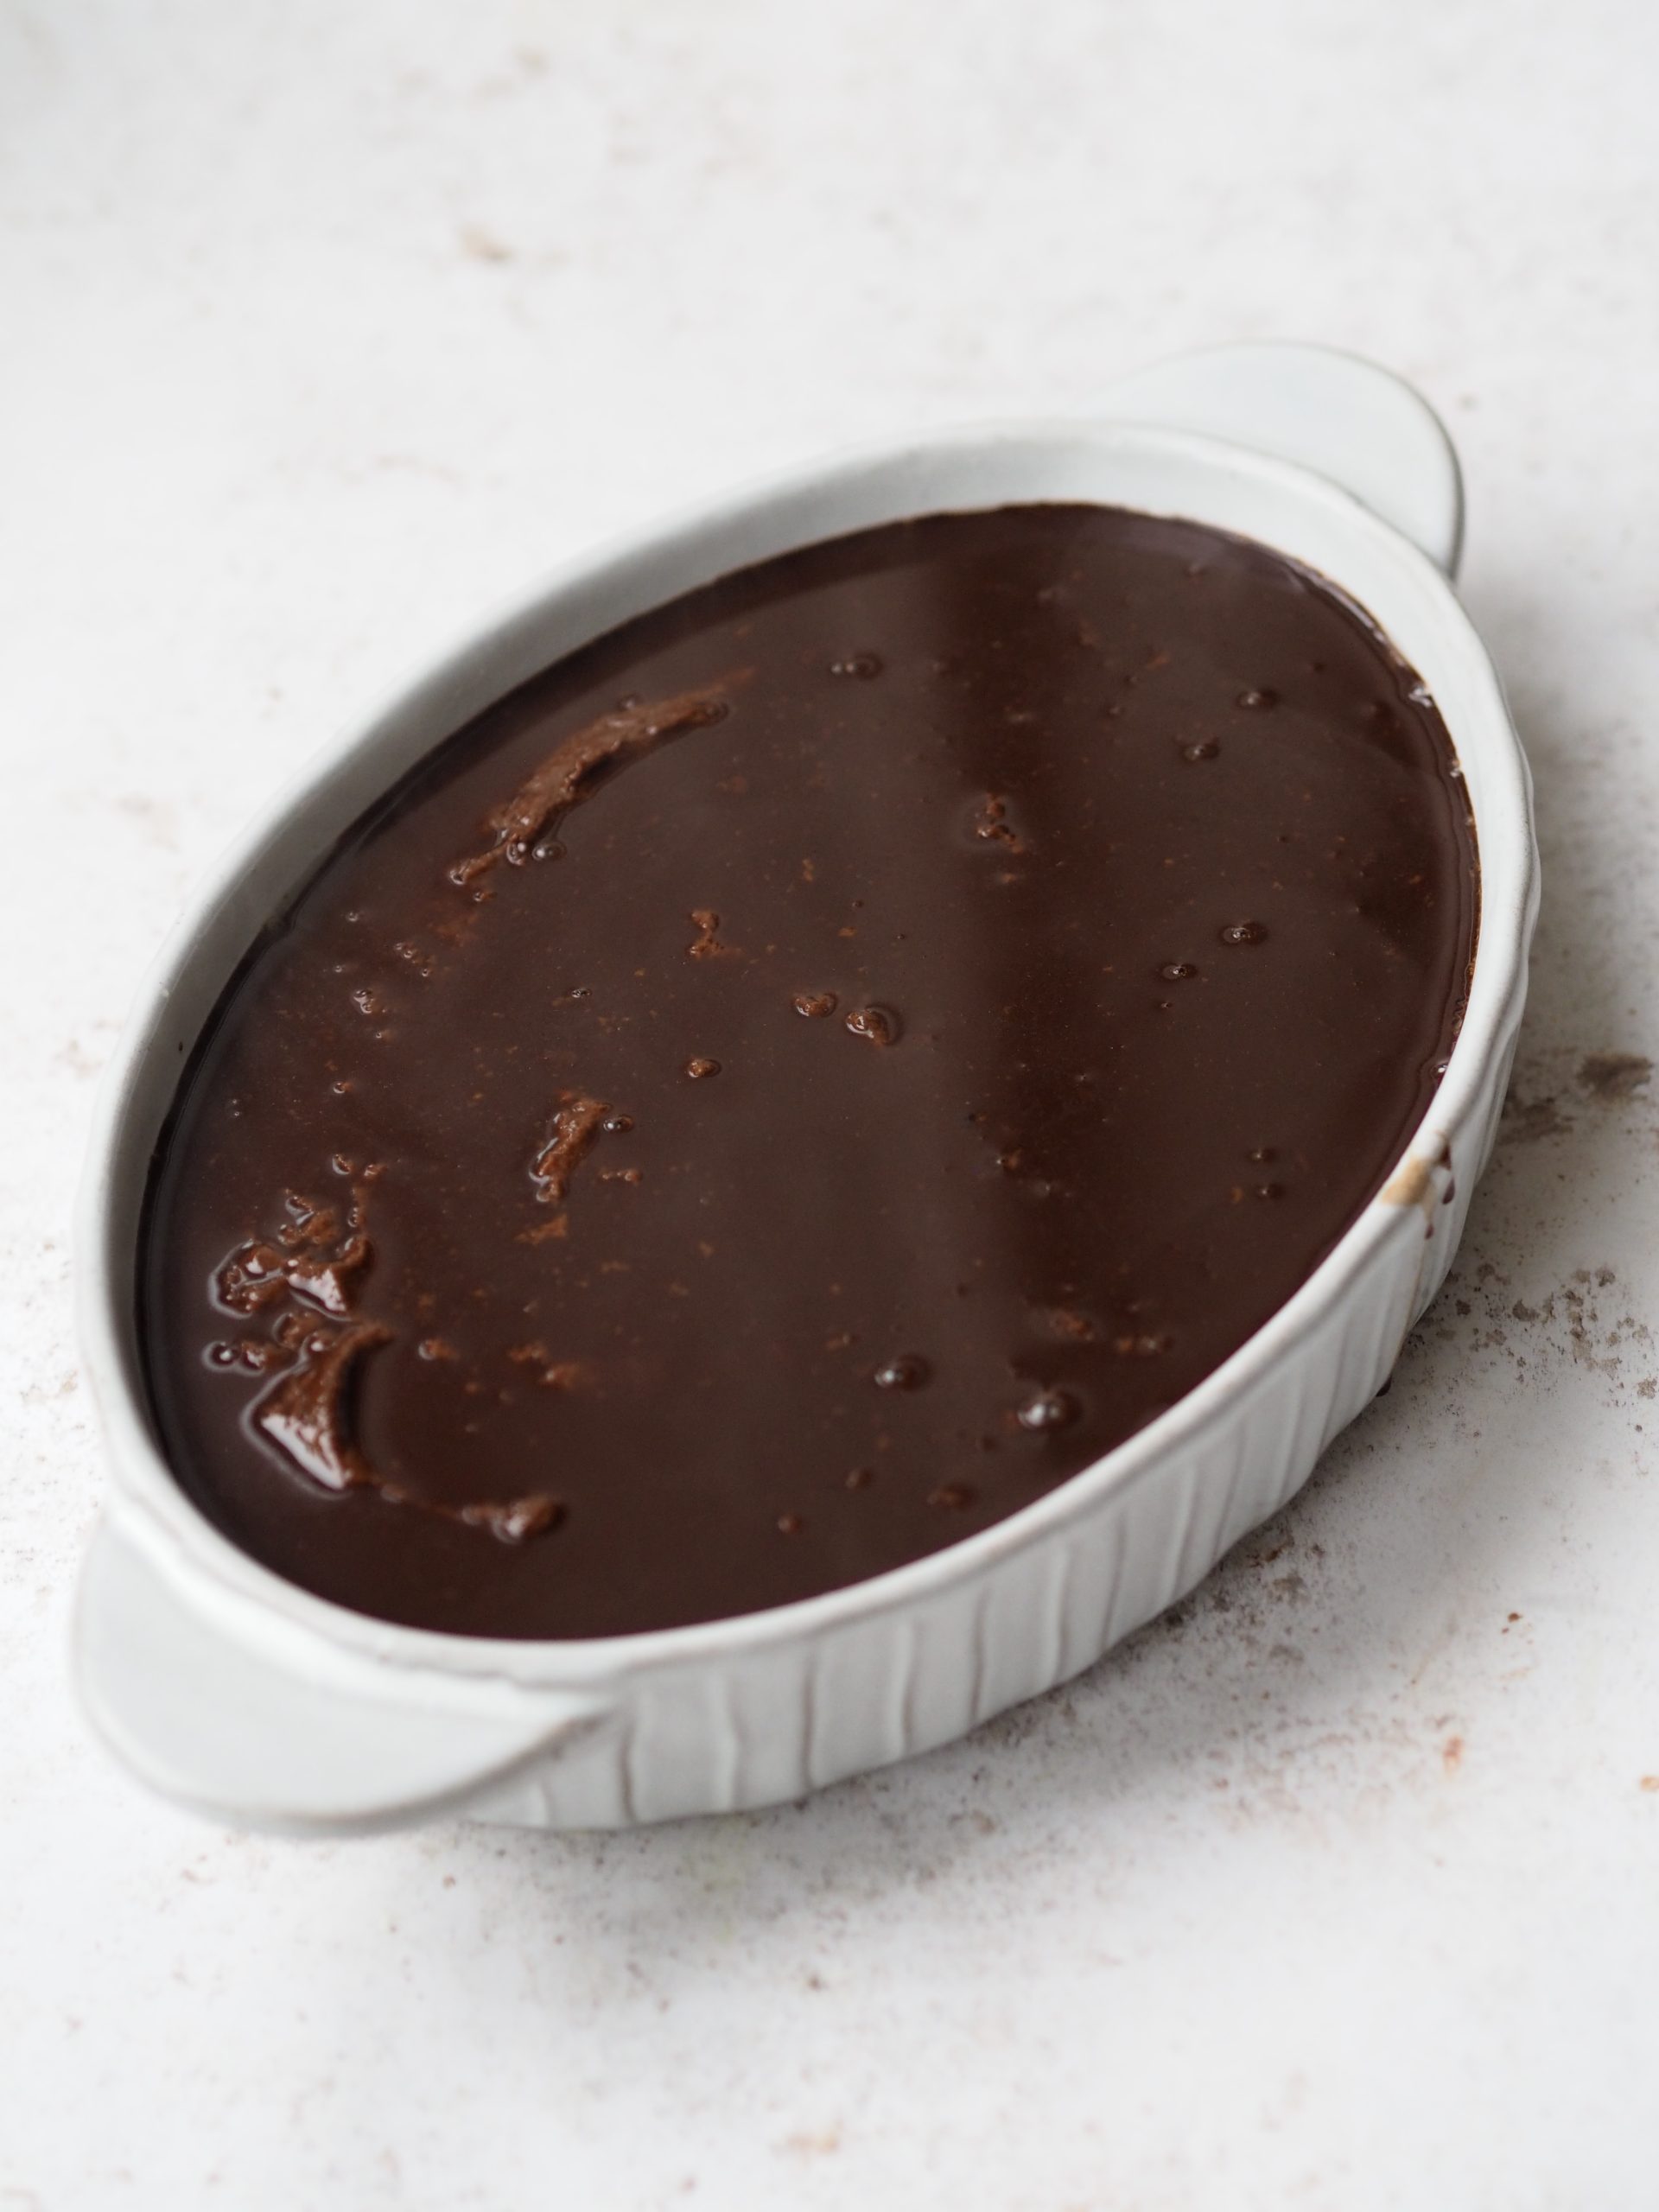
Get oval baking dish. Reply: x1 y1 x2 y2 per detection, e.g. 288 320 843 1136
73 344 1537 1834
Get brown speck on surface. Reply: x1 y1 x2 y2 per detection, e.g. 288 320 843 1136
928 1483 975 1510
1045 1306 1096 1343
684 1057 721 1079
844 1005 899 1046
459 222 512 263
518 1214 569 1244
777 1512 804 1535
1641 1777 1659 1794
971 793 1028 853
687 909 739 959
460 1494 563 1542
1443 1734 1465 1774
792 990 838 1019
780 2126 842 2158
507 1344 583 1389
1578 1052 1653 1101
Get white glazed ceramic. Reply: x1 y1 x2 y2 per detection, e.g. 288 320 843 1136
73 344 1536 1836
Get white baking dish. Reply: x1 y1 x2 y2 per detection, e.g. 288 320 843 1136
73 344 1536 1835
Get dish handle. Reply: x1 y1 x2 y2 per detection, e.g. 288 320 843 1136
73 1511 612 1835
1101 341 1465 577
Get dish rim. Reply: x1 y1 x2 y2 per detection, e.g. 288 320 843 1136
76 415 1535 1685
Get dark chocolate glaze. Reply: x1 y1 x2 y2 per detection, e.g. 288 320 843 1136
141 505 1477 1638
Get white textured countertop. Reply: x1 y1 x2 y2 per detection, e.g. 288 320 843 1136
4 2 1658 2203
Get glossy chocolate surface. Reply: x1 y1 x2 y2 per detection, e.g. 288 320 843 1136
142 505 1477 1637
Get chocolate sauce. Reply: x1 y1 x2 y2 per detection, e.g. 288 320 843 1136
142 505 1477 1637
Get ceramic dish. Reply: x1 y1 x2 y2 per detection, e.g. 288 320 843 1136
73 344 1537 1834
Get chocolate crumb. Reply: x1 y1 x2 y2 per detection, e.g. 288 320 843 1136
451 679 747 885
531 1095 609 1201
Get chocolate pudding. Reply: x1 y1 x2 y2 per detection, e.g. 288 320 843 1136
141 505 1478 1637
